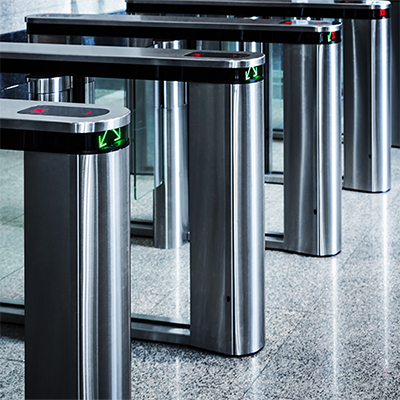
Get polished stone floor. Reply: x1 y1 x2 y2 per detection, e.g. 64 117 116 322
1 142 400 398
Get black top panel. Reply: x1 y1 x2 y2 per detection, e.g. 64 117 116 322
18 105 110 118
126 1 390 19
0 59 265 85
0 125 129 154
27 21 341 45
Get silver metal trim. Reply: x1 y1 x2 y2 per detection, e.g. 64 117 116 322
26 13 341 33
0 98 130 133
124 0 391 10
0 42 265 69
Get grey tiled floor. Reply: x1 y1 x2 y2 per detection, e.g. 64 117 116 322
2 147 400 399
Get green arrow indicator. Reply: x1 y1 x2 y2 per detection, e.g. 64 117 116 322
327 32 332 43
99 131 108 148
245 69 251 81
113 128 121 141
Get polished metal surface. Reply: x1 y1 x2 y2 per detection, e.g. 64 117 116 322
0 41 264 69
83 76 95 104
131 314 190 345
0 98 130 133
154 40 189 249
26 13 342 34
27 75 72 102
343 18 391 193
189 80 265 356
266 42 341 256
392 1 400 147
25 146 131 399
125 0 391 10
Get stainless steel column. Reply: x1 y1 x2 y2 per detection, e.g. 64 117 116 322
343 17 391 192
27 75 72 101
266 41 341 256
27 35 94 104
189 79 265 356
0 101 135 400
25 148 131 399
153 40 189 249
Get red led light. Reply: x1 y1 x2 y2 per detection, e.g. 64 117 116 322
285 21 292 24
332 32 336 40
380 9 386 16
191 53 203 57
85 111 92 115
30 108 48 115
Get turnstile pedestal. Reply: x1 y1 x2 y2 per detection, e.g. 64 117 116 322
25 148 131 400
343 18 391 193
189 80 265 355
0 99 131 400
265 42 342 257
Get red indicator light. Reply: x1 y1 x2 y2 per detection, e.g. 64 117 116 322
332 32 336 40
285 21 292 24
85 111 92 115
191 53 203 57
380 9 386 17
30 108 49 115
233 54 237 57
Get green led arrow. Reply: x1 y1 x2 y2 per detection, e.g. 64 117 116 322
251 66 259 79
327 32 332 43
113 128 121 141
245 66 260 81
99 131 108 148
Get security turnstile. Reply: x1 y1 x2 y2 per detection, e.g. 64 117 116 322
24 15 342 256
124 0 391 194
0 42 265 356
0 99 131 399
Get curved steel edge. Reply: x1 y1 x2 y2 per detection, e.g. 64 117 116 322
0 99 131 133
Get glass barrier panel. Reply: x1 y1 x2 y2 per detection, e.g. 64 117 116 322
0 81 26 301
132 79 163 200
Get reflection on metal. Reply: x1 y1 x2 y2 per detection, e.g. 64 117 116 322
266 43 342 257
0 299 24 325
131 314 191 345
153 40 189 249
130 221 154 237
264 172 283 184
343 18 391 193
189 80 265 356
27 75 72 102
